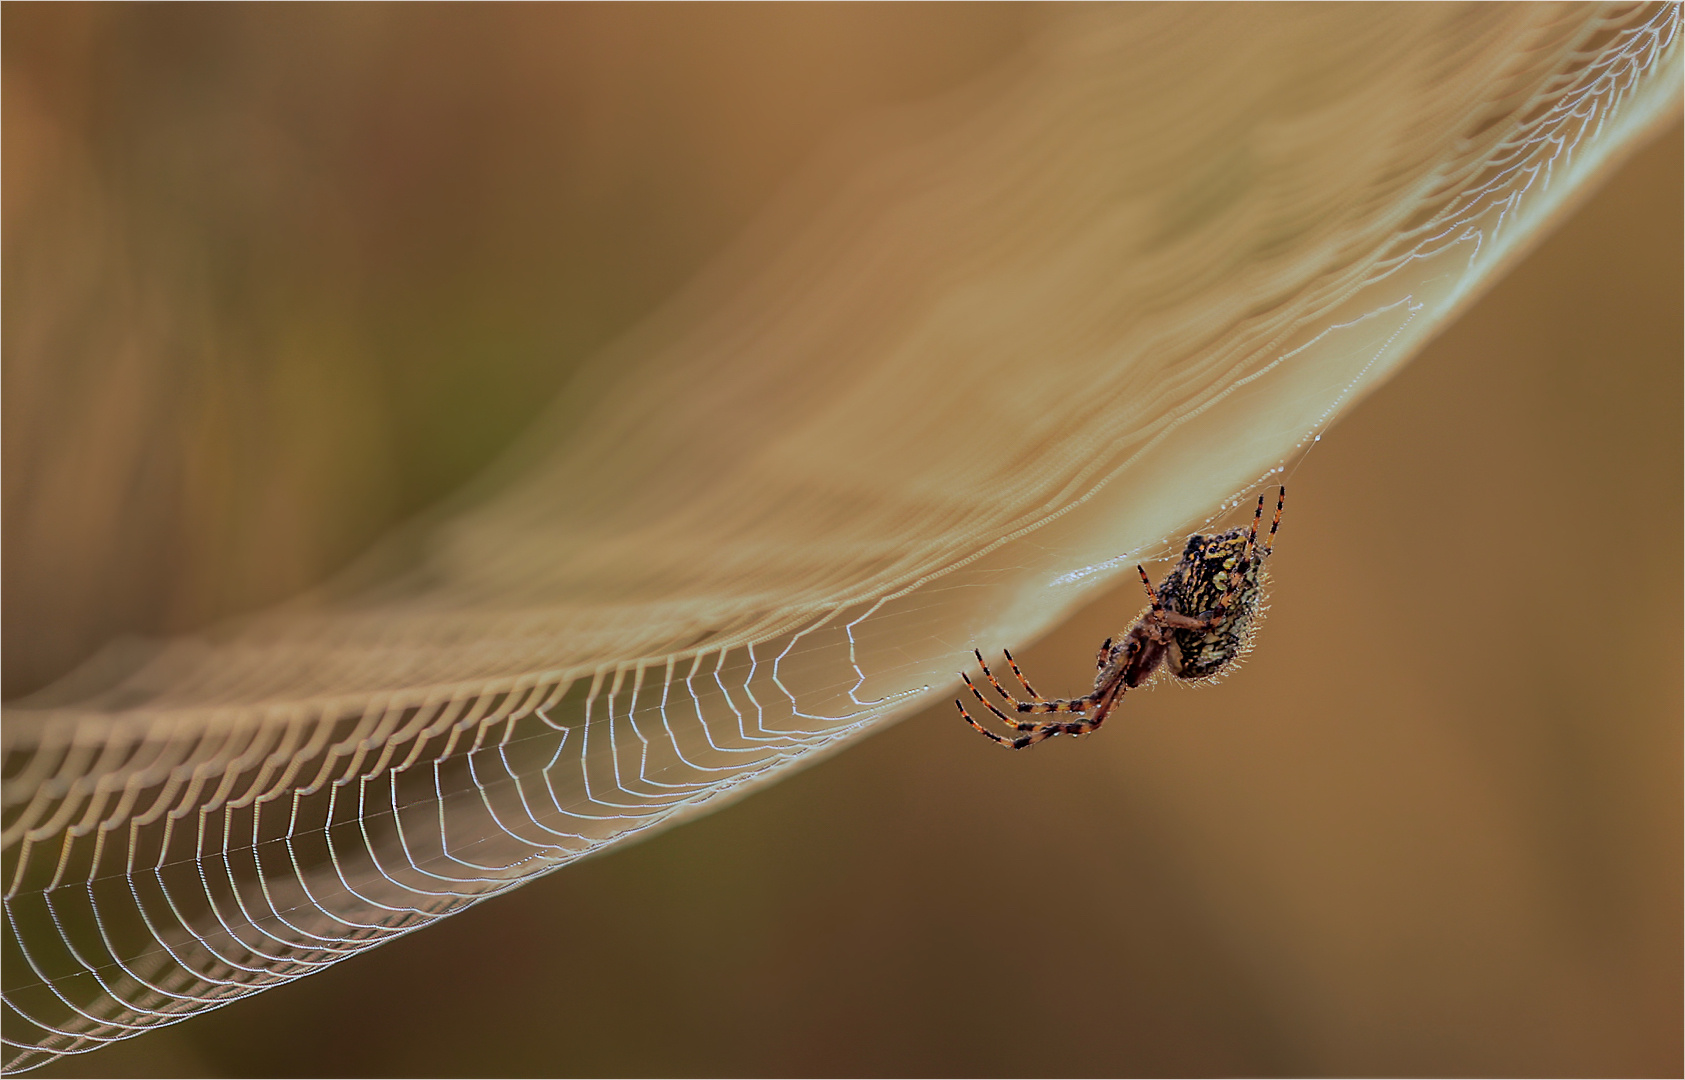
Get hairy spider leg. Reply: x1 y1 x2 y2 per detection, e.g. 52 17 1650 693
1004 719 1081 749
976 694 1124 750
1261 485 1286 555
1095 637 1113 672
961 613 1147 750
1136 565 1162 608
957 672 1096 743
1238 485 1285 561
956 696 1094 750
975 648 1039 704
973 649 1096 715
960 673 1041 731
1001 648 1048 700
956 696 1065 747
956 697 1027 746
958 705 1097 750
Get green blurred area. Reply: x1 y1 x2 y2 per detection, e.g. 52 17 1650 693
7 7 1681 1077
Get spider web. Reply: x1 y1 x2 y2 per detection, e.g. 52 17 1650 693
3 4 1680 1071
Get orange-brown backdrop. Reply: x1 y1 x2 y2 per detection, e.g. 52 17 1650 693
8 7 1680 1077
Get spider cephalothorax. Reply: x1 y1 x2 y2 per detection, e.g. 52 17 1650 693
957 486 1284 749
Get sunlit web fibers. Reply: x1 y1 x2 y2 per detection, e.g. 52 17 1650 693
3 3 1680 1070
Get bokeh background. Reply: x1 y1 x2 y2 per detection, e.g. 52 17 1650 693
7 6 1680 1077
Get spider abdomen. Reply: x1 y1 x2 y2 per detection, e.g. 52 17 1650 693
1159 526 1269 680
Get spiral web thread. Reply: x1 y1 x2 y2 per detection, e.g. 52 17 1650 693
3 4 1680 1071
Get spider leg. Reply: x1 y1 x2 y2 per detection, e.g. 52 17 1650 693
1261 485 1285 556
1095 637 1112 673
1050 715 1104 739
1138 564 1220 632
975 649 1037 705
961 673 1038 731
1244 490 1265 554
956 703 1071 750
1137 565 1163 609
973 649 1095 715
956 698 1028 745
1003 722 1069 749
955 692 1091 747
984 708 1116 751
1002 648 1049 701
961 655 1134 750
1205 588 1245 627
1233 487 1285 569
1153 609 1211 631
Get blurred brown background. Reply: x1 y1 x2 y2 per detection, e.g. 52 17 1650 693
8 6 1681 1077
3 3 1043 699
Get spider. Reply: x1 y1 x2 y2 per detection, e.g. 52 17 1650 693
956 486 1285 750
